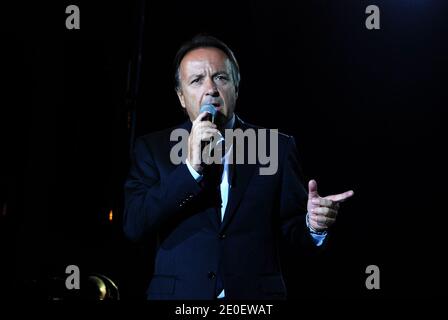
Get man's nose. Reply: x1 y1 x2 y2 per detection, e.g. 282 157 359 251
204 77 219 96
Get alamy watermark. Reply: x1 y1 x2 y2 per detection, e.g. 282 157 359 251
65 264 80 290
65 5 80 30
170 128 279 176
365 264 380 290
65 5 380 31
365 5 380 30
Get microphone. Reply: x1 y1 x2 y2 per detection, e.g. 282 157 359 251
199 104 217 123
199 104 218 160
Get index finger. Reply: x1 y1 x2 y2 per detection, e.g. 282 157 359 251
195 111 210 122
324 190 354 203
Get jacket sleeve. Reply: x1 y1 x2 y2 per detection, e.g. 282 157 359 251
279 136 327 250
123 137 202 241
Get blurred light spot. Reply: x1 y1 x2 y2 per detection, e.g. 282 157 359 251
109 209 113 222
1 202 6 217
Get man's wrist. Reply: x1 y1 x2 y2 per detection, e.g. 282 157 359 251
187 156 203 173
306 212 328 235
185 159 203 182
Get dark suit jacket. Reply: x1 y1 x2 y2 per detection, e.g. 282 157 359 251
123 116 320 300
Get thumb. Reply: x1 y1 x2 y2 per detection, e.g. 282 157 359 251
308 179 319 199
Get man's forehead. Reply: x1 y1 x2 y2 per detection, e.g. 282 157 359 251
180 47 231 73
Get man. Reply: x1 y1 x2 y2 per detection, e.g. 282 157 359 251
123 35 354 300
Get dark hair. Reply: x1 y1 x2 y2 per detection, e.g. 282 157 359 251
173 34 240 92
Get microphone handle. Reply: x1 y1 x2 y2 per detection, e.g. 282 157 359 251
200 112 215 159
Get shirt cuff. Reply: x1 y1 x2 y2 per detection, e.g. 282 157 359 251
309 232 327 246
306 212 328 246
185 159 203 182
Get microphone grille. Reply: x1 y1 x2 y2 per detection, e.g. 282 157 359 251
199 104 217 117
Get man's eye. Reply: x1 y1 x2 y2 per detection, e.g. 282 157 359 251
190 79 199 84
215 75 228 81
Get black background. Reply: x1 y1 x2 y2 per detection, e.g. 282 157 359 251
1 0 446 300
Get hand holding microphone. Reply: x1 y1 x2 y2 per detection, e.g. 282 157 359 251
199 104 217 123
187 104 219 173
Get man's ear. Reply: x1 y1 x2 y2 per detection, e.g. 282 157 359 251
176 88 186 109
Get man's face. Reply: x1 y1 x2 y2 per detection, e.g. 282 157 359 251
176 47 238 126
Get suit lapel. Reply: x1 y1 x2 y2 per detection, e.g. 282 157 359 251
220 116 258 231
220 163 256 230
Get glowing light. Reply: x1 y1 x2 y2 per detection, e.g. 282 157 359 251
1 202 6 217
109 209 113 222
